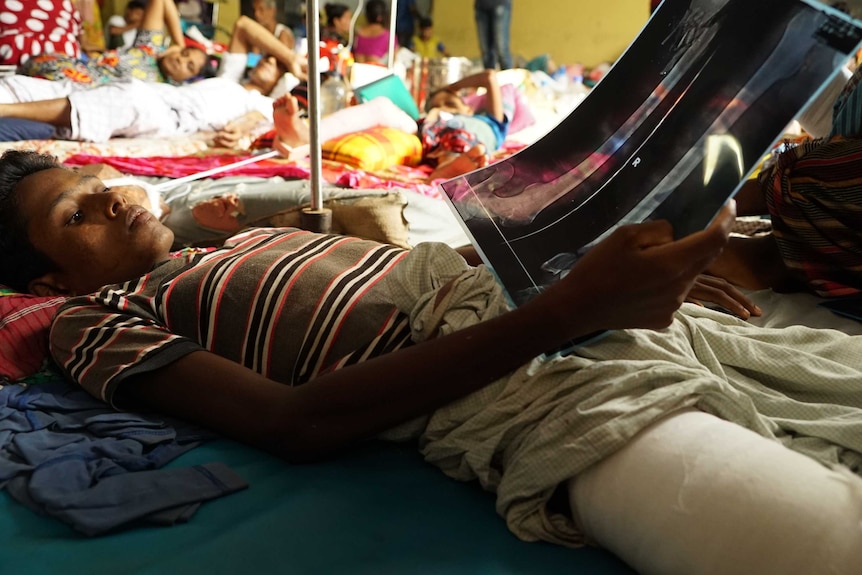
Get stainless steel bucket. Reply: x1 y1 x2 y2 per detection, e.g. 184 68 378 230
408 57 474 112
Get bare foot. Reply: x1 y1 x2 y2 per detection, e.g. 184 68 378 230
429 145 488 181
272 95 310 153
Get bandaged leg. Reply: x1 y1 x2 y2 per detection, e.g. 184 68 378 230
568 408 862 575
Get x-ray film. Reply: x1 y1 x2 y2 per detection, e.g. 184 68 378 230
441 0 862 307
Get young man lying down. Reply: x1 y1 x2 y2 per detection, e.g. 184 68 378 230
2 150 862 575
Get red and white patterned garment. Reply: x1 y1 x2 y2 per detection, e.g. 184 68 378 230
0 0 82 66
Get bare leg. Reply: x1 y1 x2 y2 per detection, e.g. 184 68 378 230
138 0 184 45
428 145 489 181
229 16 301 78
0 98 72 127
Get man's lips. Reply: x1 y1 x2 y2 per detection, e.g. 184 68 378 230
126 206 150 229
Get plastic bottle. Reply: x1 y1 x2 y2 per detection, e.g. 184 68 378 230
320 72 350 117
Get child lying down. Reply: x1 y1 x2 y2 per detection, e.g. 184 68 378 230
1 150 861 575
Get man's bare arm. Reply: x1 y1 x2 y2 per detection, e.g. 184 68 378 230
446 69 505 122
0 98 72 126
229 16 304 79
122 204 735 462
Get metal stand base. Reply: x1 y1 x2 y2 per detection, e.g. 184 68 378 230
300 207 333 233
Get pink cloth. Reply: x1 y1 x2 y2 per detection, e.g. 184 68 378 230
462 84 536 135
63 153 443 198
353 32 396 60
0 291 66 380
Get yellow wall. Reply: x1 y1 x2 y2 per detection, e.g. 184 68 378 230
213 0 241 44
176 0 648 66
434 0 649 68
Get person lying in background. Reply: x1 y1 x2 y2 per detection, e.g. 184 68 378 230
214 15 305 88
0 67 279 142
0 14 310 142
261 69 512 181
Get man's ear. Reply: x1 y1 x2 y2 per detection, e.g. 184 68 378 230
28 273 74 297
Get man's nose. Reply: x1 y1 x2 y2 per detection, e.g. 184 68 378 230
104 190 127 217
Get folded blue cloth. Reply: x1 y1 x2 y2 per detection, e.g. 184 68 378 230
0 118 54 141
0 377 247 536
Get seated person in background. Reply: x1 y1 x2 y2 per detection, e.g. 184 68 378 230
320 2 353 46
0 0 83 67
107 0 147 50
19 0 215 85
707 136 862 299
252 0 296 51
2 149 862 575
410 17 450 59
322 3 354 45
352 0 396 64
706 62 862 298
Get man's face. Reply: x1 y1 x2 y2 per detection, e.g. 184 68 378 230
333 11 353 34
17 168 174 295
420 26 432 41
125 6 144 26
160 46 207 83
248 56 282 93
428 90 472 115
253 0 277 26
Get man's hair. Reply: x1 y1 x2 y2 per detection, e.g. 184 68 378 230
324 2 350 24
425 88 459 112
365 0 388 25
255 0 278 8
418 16 433 29
199 52 220 79
0 150 62 293
126 0 147 11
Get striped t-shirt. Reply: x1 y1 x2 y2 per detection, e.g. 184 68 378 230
50 228 414 405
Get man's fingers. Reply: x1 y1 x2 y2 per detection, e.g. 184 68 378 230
619 219 675 249
652 200 736 266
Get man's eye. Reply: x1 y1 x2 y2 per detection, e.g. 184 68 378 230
67 211 83 225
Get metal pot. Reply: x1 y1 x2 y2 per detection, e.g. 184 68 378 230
408 57 475 112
